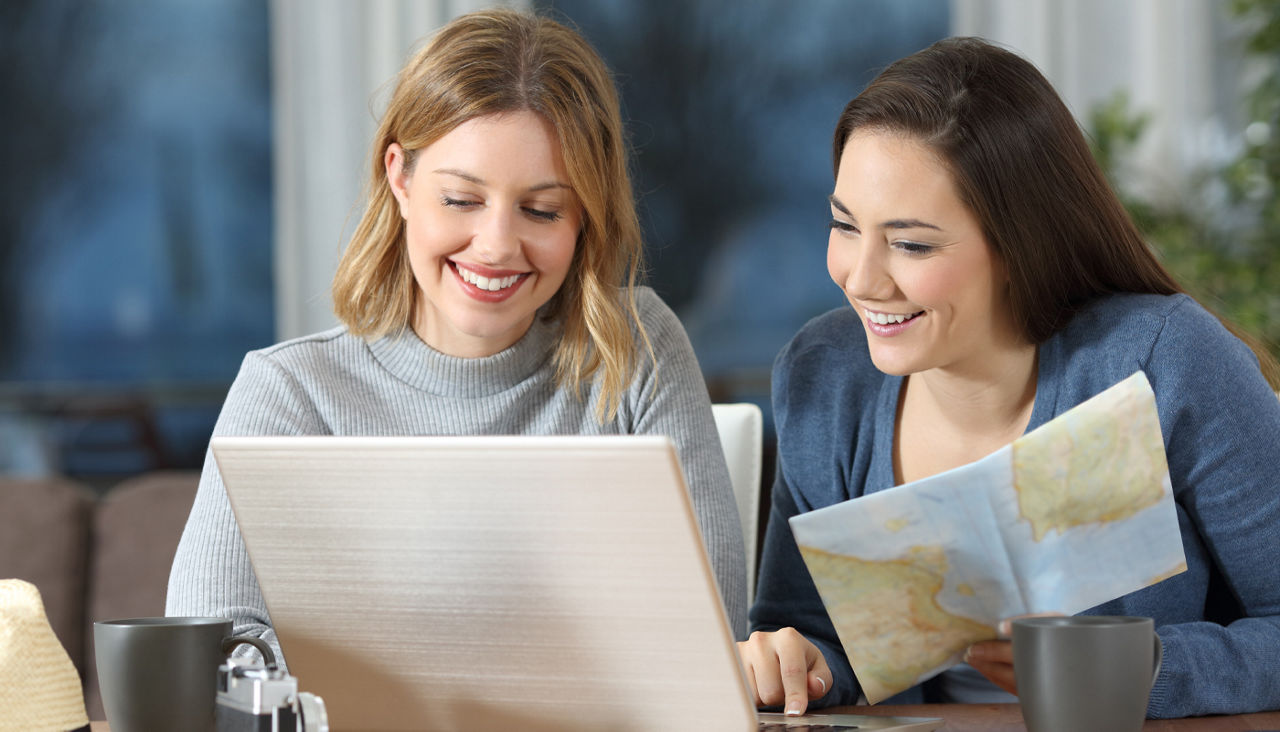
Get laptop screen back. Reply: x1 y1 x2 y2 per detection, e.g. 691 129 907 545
213 435 757 732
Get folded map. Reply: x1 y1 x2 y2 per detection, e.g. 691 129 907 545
789 371 1187 703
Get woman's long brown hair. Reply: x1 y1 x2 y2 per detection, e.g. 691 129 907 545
833 37 1279 387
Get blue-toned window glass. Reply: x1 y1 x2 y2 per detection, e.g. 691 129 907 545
0 1 273 479
536 0 949 409
536 0 949 536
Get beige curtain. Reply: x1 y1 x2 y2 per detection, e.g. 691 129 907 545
951 0 1246 205
270 0 524 341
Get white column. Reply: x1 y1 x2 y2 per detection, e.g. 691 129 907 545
270 0 523 341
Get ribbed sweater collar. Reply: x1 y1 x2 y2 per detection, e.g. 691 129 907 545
367 314 559 398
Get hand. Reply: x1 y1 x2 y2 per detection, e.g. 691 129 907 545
964 638 1016 695
965 613 1065 696
737 628 832 716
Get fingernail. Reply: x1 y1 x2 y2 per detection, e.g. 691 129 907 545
816 676 827 694
964 645 979 662
785 702 802 716
998 619 1012 637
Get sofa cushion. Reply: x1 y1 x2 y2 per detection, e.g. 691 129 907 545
0 477 94 680
82 470 199 720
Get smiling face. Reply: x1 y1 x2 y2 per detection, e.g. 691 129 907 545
828 130 1025 377
386 111 582 358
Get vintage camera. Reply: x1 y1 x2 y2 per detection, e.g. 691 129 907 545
215 658 328 732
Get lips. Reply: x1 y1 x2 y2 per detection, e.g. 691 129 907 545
450 261 529 302
863 308 924 336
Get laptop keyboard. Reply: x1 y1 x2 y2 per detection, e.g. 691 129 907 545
759 724 857 731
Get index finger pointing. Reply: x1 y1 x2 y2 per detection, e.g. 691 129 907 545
776 643 812 716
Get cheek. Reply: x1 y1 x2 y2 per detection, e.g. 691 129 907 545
901 270 954 308
402 215 457 285
405 208 464 255
402 220 432 275
558 235 579 274
906 258 994 314
531 228 578 277
826 234 846 285
403 233 434 289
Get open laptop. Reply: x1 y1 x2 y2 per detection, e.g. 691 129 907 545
213 435 941 732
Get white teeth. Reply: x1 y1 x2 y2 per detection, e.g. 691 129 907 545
868 311 914 325
457 266 520 291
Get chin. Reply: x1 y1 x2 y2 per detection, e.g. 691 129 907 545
456 318 525 342
866 349 923 377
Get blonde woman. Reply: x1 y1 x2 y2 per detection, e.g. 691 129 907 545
167 9 747 666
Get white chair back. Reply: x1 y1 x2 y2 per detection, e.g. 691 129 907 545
711 402 763 601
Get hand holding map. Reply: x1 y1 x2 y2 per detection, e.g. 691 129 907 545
789 371 1187 704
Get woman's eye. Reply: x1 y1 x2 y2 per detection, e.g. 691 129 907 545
829 219 857 235
894 240 934 256
441 195 479 209
523 207 563 223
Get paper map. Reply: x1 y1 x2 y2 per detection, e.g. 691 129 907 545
789 371 1187 704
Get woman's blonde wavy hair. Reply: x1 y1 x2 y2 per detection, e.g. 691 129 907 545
331 8 651 420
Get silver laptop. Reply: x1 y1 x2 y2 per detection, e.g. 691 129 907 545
213 435 941 732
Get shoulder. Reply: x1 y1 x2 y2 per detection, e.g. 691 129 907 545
216 326 364 435
235 324 386 386
1056 292 1218 356
247 325 364 368
778 305 869 356
1048 293 1276 447
631 285 683 336
772 306 883 438
626 286 699 366
1051 293 1260 393
773 306 879 397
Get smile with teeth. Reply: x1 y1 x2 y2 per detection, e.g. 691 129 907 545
865 309 923 325
454 263 524 291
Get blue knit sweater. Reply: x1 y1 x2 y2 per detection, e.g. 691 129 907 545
751 293 1280 718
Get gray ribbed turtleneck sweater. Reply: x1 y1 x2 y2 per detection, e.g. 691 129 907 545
166 287 748 666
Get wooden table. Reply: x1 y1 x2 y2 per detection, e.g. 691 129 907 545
835 704 1280 731
91 705 1280 730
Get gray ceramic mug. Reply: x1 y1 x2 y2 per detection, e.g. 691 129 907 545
1012 615 1162 732
94 617 275 732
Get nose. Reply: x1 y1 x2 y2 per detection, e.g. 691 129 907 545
830 237 894 302
471 209 521 265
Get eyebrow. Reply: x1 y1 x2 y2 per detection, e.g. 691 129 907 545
828 194 942 231
433 168 571 193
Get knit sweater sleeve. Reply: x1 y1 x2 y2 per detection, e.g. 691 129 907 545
165 349 327 670
626 289 749 640
1140 298 1280 717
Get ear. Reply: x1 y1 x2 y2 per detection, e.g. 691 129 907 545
385 142 411 219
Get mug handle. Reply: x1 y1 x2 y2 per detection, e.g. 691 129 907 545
1152 632 1162 691
221 634 278 669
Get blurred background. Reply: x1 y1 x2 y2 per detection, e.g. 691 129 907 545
5 3 1278 715
1 0 1276 487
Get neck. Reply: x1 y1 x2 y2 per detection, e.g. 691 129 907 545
908 341 1039 438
